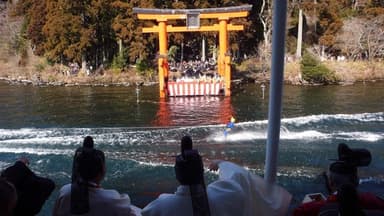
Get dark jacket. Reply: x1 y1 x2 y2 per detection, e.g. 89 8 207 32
1 161 55 216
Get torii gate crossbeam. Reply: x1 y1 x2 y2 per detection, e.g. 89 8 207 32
133 5 252 98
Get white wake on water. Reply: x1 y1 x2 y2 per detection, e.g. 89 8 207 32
0 147 72 155
207 129 382 142
0 112 382 153
282 112 384 126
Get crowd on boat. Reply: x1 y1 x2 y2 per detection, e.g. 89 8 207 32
168 60 222 83
1 135 384 216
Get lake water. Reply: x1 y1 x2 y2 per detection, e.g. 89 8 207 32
0 80 383 215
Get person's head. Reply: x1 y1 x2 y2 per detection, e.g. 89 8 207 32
0 178 17 216
328 161 359 192
71 149 105 215
77 148 106 184
175 149 204 185
175 149 211 215
337 143 371 167
181 135 193 156
83 136 94 148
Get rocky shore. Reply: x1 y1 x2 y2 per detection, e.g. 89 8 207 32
0 50 383 88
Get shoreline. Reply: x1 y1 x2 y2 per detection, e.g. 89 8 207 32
1 72 383 88
1 57 383 87
1 73 383 88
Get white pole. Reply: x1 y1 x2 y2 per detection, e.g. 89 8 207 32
202 37 206 62
181 42 184 63
264 0 288 184
296 9 303 59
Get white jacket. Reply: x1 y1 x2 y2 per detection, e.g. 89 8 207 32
142 161 292 216
53 184 137 216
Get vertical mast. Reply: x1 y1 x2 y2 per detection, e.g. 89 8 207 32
264 0 288 184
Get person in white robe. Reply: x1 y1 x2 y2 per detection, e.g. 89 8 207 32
142 154 291 216
53 148 141 216
53 183 138 216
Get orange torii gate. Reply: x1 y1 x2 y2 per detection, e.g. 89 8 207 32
133 5 252 98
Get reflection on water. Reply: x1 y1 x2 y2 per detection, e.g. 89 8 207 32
152 97 234 126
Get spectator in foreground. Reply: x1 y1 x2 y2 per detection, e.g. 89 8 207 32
180 135 193 156
69 135 97 215
1 157 55 216
53 147 141 216
141 136 291 216
293 143 384 216
0 177 18 216
72 135 95 183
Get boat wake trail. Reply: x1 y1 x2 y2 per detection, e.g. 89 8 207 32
0 112 383 201
207 112 384 142
0 112 382 156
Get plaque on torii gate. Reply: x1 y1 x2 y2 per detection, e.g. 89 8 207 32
133 5 252 98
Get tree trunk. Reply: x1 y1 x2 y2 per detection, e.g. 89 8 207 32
259 0 272 71
296 9 303 59
118 38 123 55
81 54 87 74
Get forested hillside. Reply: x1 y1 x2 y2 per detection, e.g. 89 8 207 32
1 0 383 84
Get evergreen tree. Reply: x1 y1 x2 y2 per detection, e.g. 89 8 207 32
43 0 89 63
12 0 383 72
87 0 118 68
112 0 157 64
27 0 47 56
314 0 344 54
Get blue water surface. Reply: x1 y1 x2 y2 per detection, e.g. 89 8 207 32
0 81 383 215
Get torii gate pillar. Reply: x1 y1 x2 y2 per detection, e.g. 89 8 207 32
158 20 168 98
219 18 230 96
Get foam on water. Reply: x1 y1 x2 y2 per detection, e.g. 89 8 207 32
135 160 174 167
208 129 382 142
208 130 266 142
282 112 384 126
0 147 72 155
334 131 383 142
281 130 328 140
0 136 80 145
0 113 382 152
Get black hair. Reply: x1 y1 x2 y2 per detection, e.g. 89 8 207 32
319 183 365 216
83 136 94 148
337 183 365 216
175 149 203 185
337 143 371 167
329 161 359 190
70 148 105 214
325 143 371 193
77 149 105 181
181 135 193 158
71 136 95 183
174 149 211 216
